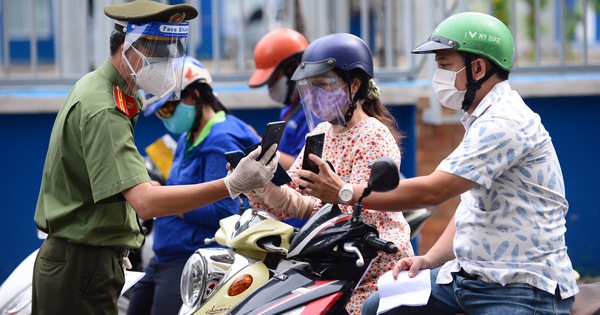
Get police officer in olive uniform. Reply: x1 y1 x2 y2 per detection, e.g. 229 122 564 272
32 2 279 314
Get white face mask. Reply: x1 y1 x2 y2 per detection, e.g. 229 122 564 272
268 76 290 104
122 44 176 99
135 60 176 99
431 66 466 110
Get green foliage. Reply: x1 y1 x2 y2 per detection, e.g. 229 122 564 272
523 0 548 41
492 0 511 27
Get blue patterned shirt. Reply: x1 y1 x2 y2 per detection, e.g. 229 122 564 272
436 81 578 299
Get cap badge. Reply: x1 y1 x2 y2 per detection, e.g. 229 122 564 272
169 13 186 23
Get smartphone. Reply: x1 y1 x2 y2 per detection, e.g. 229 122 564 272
300 132 325 188
256 121 286 162
224 150 245 168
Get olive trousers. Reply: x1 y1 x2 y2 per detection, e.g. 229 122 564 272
32 237 126 315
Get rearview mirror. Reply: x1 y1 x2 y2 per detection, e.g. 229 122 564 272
367 157 399 193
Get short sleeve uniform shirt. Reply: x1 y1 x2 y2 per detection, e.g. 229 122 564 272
34 60 149 249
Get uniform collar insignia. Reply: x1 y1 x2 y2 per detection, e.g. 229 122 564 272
113 86 138 119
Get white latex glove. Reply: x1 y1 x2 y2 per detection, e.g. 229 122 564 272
224 144 279 198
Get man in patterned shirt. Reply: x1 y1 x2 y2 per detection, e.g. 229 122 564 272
298 12 578 315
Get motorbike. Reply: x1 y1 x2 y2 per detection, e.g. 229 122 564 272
178 207 296 315
177 160 433 315
227 156 401 315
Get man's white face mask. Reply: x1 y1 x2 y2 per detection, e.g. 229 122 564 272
135 59 176 99
122 43 176 99
431 66 466 110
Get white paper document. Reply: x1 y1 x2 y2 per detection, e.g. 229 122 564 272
376 269 431 314
121 271 146 296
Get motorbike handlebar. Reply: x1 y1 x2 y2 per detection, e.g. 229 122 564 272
363 232 398 254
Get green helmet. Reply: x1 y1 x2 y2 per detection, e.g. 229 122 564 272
412 12 515 72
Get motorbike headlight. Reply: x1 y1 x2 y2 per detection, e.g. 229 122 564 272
0 287 31 315
180 252 207 308
180 249 237 311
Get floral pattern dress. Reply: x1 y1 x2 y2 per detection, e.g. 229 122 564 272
251 117 414 315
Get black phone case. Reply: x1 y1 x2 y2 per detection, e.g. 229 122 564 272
300 133 325 188
256 121 286 162
302 133 325 174
224 150 245 168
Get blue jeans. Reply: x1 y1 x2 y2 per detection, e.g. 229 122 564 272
362 266 574 315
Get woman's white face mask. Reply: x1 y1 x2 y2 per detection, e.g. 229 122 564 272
431 66 466 110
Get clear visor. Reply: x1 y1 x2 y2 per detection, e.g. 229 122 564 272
122 21 189 101
297 72 349 131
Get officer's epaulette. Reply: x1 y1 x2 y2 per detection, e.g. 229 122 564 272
113 86 137 119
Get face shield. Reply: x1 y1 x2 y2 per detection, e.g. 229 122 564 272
297 71 349 131
121 21 188 101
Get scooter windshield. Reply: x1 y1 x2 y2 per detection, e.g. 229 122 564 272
233 209 279 238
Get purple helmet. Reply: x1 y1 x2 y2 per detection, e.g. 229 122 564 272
291 33 373 81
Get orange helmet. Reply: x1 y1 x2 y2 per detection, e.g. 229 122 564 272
248 28 309 88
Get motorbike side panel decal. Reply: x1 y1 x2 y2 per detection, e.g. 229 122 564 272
287 215 350 257
255 280 339 315
301 292 343 315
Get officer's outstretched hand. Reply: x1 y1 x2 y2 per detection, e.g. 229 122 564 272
224 144 279 198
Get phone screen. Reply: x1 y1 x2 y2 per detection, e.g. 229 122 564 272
256 121 286 162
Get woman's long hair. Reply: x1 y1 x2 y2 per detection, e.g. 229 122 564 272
336 68 404 145
187 80 232 133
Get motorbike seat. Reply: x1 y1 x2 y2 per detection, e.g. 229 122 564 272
403 208 431 240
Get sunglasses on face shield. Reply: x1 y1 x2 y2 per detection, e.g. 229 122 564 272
297 76 342 91
155 90 191 119
155 101 178 119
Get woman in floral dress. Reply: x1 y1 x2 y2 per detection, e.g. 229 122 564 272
245 33 413 315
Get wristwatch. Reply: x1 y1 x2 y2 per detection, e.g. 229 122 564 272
338 183 354 204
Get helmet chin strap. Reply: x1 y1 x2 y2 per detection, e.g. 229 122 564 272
461 56 497 112
282 63 298 105
338 84 357 126
283 77 295 105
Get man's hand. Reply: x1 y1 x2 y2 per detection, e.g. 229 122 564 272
224 144 279 198
392 255 435 279
296 153 345 204
122 256 133 270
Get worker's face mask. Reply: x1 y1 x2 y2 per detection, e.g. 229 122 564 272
161 101 196 134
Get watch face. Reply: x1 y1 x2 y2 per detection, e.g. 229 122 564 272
340 188 353 203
